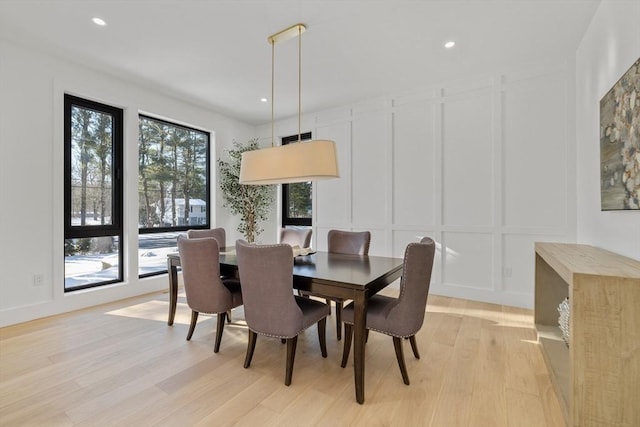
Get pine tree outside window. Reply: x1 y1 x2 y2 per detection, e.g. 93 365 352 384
137 115 210 277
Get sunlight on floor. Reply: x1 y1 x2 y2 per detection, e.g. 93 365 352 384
106 300 177 323
105 298 250 330
427 298 534 329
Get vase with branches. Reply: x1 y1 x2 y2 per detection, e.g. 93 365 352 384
218 139 274 243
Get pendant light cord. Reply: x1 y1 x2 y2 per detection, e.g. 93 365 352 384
298 25 302 142
271 39 275 147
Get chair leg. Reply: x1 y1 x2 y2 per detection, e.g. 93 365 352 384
365 329 369 343
186 310 198 340
409 335 420 359
325 298 332 314
318 317 328 357
335 300 343 340
285 336 298 386
341 323 353 368
226 309 232 323
244 330 257 369
393 336 410 385
214 312 226 353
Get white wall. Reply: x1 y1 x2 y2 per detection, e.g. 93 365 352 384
260 60 577 309
0 38 255 326
575 0 640 260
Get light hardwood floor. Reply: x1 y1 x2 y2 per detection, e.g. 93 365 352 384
0 288 565 426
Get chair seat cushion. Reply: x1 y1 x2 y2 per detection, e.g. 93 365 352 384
342 294 400 336
222 278 243 308
295 296 331 331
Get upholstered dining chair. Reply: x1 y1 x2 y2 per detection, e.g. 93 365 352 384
177 236 243 353
280 228 312 248
340 237 436 385
187 227 226 248
328 229 371 257
187 226 234 320
235 240 330 386
316 230 371 340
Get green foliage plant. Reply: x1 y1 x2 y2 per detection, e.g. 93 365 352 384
218 139 274 243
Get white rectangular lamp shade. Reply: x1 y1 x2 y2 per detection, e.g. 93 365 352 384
239 139 339 185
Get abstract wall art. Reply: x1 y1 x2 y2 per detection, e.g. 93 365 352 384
600 57 640 210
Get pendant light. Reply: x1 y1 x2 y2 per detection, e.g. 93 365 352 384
239 23 339 185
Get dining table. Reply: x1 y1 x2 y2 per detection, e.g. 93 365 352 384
166 249 404 404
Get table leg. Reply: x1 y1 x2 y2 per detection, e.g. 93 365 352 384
167 258 178 325
353 290 367 404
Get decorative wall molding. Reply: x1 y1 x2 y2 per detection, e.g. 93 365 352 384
306 63 576 308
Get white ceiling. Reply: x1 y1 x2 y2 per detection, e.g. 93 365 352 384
0 0 600 126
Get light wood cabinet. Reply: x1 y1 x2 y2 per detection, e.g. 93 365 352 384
534 242 640 427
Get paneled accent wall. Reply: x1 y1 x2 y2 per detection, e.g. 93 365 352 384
271 63 576 308
258 60 576 308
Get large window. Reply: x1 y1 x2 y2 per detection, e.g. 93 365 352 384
138 115 210 277
282 132 312 227
64 95 123 291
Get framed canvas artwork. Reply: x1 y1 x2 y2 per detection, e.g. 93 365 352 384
600 57 640 210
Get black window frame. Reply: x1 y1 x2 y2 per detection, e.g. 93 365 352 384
64 94 124 291
281 132 312 227
137 114 211 278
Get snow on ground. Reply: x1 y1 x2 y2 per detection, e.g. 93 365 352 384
65 245 177 289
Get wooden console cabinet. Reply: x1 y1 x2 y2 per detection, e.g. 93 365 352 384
534 242 640 427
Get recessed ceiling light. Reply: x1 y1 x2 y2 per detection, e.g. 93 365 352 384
92 17 107 26
260 98 268 103
444 41 456 49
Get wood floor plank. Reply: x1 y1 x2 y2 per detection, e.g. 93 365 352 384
309 377 364 426
230 403 281 427
430 300 481 427
276 388 335 426
531 335 567 427
430 313 463 348
505 388 548 427
0 290 565 426
504 331 541 395
193 376 281 426
467 310 509 427
0 379 81 426
152 365 263 426
72 386 168 427
398 340 455 426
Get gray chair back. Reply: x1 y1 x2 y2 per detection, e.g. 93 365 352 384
280 228 312 248
177 236 235 314
235 240 304 338
187 227 226 248
385 237 436 336
339 237 437 383
327 229 370 255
